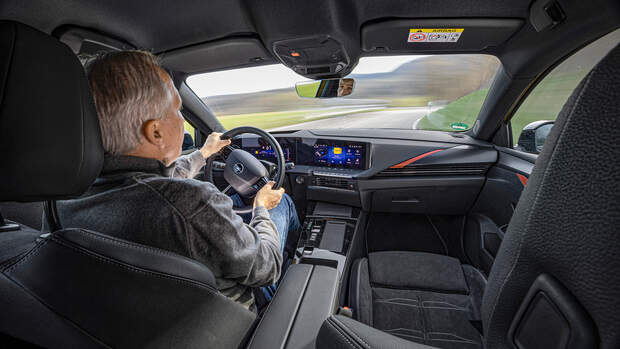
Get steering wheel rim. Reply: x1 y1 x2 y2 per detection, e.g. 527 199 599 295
205 126 285 214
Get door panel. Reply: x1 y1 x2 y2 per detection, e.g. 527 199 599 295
466 147 535 273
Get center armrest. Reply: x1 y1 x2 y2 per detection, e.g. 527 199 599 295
247 263 339 349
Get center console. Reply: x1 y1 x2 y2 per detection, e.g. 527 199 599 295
294 202 359 276
248 201 362 349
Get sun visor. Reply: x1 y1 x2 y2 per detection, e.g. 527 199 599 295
55 26 134 55
160 37 275 74
362 18 523 53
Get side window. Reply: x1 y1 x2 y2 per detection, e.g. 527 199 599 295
511 29 620 154
182 120 196 151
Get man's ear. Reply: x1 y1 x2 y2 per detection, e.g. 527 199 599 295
142 119 165 149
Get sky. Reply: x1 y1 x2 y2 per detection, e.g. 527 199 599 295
187 55 426 97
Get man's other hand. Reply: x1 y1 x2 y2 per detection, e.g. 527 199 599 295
200 132 231 159
254 181 285 210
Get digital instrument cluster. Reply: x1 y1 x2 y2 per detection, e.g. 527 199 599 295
235 136 368 170
238 137 295 162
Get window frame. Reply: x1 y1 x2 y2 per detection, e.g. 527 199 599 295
503 28 620 151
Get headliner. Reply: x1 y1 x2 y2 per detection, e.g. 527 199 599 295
1 0 618 79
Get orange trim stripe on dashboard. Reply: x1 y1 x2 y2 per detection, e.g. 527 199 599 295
389 149 445 169
516 173 528 187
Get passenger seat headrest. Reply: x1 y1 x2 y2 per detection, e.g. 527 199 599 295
0 21 103 202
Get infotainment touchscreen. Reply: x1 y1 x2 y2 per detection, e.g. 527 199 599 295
312 141 365 169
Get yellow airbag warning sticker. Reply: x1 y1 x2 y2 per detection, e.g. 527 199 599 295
408 28 464 43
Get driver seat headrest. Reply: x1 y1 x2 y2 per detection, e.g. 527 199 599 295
0 21 103 202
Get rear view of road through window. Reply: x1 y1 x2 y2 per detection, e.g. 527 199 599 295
187 55 501 132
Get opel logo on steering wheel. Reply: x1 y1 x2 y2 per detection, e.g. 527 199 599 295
232 163 244 175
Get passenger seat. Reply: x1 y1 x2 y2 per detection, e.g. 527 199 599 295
349 251 486 349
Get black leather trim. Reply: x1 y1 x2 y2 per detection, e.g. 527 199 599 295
0 20 103 202
248 263 313 348
53 229 217 288
348 258 363 320
0 273 107 348
286 265 339 348
3 227 255 348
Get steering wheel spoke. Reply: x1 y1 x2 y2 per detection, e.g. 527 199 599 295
212 160 226 170
222 185 234 195
253 176 270 191
219 144 238 160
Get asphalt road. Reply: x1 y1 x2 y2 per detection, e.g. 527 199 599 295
270 107 430 131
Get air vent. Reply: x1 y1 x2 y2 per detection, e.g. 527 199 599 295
312 176 353 190
376 164 490 177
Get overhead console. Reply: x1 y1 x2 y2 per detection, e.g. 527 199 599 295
362 18 523 53
273 36 352 79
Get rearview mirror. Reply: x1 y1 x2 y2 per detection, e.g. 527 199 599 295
516 120 554 154
295 78 354 98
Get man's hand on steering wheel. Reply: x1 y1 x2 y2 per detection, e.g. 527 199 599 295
199 132 231 159
254 181 285 210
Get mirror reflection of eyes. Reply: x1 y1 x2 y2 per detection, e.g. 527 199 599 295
295 78 355 98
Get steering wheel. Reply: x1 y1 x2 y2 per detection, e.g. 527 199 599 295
205 126 286 214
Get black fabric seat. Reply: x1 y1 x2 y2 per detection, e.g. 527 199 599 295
349 251 486 349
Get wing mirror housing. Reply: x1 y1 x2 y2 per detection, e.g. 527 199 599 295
295 78 354 98
516 120 554 154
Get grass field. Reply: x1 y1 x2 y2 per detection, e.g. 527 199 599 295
217 107 385 130
295 81 320 98
215 95 433 130
508 72 585 141
415 89 489 132
415 71 587 141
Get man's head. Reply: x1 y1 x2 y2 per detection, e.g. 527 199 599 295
86 51 184 165
337 78 354 97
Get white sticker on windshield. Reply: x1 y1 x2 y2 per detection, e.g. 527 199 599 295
408 28 464 43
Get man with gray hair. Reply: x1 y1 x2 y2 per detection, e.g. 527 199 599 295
58 51 300 310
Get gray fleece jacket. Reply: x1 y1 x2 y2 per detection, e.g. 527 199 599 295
57 151 282 309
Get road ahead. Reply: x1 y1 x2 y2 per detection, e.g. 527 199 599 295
269 107 429 131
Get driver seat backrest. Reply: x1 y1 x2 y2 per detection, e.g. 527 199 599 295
482 42 620 348
0 20 255 348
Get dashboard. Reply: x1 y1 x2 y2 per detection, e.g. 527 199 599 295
233 136 370 170
221 128 499 218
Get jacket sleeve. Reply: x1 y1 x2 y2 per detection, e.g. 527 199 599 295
171 151 205 179
186 183 283 288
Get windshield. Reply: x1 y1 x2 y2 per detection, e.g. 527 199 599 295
187 54 501 132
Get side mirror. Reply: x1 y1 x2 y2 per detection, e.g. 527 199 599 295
516 120 554 154
295 78 354 98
